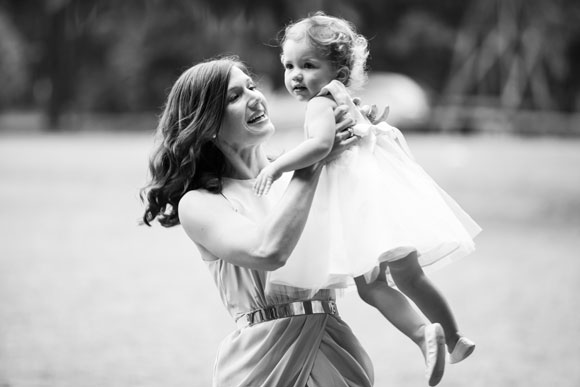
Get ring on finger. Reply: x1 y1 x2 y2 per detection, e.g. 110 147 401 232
347 127 354 137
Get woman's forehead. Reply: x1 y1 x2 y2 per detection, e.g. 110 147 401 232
228 66 251 86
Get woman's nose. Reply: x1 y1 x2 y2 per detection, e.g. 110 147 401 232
248 90 263 108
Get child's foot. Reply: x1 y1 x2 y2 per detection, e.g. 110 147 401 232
422 323 446 386
449 336 476 364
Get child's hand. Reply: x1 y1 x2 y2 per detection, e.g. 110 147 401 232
253 164 281 196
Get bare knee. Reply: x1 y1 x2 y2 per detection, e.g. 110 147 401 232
388 251 425 291
355 277 380 306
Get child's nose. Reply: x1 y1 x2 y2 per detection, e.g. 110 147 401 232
292 70 303 81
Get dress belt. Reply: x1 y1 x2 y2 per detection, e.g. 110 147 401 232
236 300 339 329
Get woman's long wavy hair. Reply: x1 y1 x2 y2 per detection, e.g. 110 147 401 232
140 56 247 227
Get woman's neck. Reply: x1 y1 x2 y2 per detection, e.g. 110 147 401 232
218 142 269 179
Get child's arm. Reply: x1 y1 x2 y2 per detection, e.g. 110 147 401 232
254 97 336 196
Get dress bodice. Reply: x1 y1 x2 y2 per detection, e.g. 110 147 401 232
199 175 334 321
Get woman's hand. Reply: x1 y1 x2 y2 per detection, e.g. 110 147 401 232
322 80 390 125
321 104 359 163
320 80 368 125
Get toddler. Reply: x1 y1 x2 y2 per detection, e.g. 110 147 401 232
256 13 480 386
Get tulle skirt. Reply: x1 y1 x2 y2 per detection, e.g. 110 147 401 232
267 124 481 294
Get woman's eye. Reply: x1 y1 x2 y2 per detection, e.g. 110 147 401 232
248 84 257 91
228 93 239 102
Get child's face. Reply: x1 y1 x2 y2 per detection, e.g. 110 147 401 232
282 38 338 102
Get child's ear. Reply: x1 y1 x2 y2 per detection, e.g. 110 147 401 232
336 67 350 85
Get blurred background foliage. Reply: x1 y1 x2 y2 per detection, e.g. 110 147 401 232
1 0 579 132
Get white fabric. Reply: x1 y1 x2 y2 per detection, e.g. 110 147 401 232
268 121 482 292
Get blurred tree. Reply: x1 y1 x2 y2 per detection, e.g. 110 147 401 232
4 0 87 129
0 6 27 108
2 0 579 131
442 0 578 111
44 0 73 129
384 10 457 92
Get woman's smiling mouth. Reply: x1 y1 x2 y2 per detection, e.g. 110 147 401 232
247 113 267 124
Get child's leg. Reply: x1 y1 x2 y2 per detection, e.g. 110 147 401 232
354 271 426 346
356 271 447 385
388 251 461 351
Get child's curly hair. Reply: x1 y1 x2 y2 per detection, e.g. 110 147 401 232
280 11 369 90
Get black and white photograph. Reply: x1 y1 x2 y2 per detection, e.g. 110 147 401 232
1 1 579 386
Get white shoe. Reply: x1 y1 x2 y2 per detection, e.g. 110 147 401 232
449 336 476 364
424 323 446 386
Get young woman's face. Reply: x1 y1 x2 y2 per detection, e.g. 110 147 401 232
218 66 274 148
282 38 338 102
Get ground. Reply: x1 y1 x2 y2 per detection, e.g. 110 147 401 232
0 129 579 386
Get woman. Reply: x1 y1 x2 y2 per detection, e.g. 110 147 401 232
141 56 373 387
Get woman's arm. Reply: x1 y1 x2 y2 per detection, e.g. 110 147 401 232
253 97 336 195
179 165 323 271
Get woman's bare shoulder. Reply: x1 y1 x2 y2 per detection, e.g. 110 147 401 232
178 191 226 261
179 189 206 209
178 190 224 225
180 188 213 203
178 189 232 247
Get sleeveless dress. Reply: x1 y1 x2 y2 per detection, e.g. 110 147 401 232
197 177 374 387
268 121 482 292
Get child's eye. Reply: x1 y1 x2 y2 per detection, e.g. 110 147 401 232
284 63 293 70
304 62 315 69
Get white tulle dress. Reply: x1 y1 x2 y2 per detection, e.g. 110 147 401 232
267 120 482 293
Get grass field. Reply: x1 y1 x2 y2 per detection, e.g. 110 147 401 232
1 128 579 387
